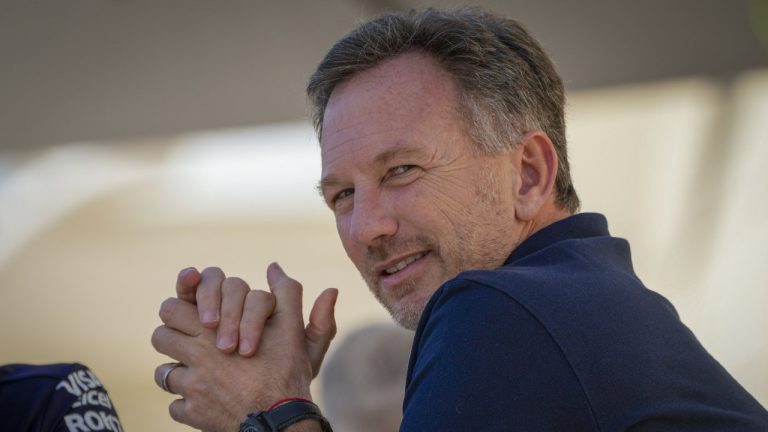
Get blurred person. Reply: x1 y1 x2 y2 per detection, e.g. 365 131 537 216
320 323 412 432
151 7 768 432
0 363 122 432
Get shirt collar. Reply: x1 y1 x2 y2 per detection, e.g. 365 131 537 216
505 212 610 265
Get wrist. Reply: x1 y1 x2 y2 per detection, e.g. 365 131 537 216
281 419 323 432
239 399 332 432
267 398 313 411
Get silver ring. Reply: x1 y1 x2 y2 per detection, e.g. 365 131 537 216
161 362 184 393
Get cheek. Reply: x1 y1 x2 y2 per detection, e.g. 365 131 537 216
415 175 477 222
336 216 364 265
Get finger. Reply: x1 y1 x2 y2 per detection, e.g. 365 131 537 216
159 298 205 336
168 377 222 432
154 362 188 394
238 290 277 356
169 398 207 431
305 288 338 377
151 325 198 365
176 267 201 304
265 263 304 329
215 277 250 352
169 398 189 426
153 363 170 392
197 267 226 328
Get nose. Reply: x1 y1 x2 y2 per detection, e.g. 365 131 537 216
348 187 398 245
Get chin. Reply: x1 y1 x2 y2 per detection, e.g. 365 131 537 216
366 268 445 330
392 312 421 331
386 294 430 330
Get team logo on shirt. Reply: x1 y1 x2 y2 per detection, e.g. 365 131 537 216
56 368 123 432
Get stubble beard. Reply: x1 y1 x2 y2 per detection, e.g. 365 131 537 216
372 277 423 330
361 235 448 330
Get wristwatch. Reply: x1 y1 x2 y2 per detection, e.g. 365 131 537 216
239 400 333 432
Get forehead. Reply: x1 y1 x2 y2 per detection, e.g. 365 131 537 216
319 52 463 174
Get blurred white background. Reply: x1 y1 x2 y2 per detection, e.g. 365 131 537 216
1 1 766 430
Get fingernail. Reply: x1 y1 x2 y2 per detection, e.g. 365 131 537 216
238 340 252 355
202 310 218 324
217 334 234 350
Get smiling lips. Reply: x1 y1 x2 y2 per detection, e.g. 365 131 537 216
382 252 427 275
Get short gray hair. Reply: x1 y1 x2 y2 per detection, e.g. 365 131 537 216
307 7 579 213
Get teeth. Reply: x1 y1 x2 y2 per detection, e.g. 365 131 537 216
384 253 424 275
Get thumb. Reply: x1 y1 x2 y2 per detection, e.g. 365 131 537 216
305 288 338 377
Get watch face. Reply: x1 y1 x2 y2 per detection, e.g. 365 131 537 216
239 418 267 432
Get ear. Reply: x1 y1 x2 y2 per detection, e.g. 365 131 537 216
512 131 559 221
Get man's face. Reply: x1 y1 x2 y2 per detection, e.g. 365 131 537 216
319 52 522 329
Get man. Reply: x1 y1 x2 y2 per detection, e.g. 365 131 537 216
151 7 768 431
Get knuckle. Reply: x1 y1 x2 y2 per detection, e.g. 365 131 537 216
186 344 206 365
196 287 218 304
152 365 163 385
169 401 184 423
287 278 303 290
248 289 275 304
181 398 206 428
240 313 264 328
150 325 165 350
222 276 249 295
177 267 190 280
273 271 302 290
181 398 197 420
159 298 176 322
280 278 304 296
185 376 206 397
220 309 240 324
195 286 220 307
201 266 225 280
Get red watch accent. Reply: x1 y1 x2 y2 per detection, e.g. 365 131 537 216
267 397 313 411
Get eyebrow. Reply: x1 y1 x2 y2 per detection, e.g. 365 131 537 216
316 145 426 197
316 176 340 197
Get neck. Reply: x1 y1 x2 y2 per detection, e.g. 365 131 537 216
517 204 572 247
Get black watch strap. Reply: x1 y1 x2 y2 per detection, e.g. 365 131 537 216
240 400 333 432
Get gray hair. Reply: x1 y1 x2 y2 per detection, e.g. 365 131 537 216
307 7 579 213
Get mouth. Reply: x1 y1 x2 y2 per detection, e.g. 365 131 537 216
379 251 429 277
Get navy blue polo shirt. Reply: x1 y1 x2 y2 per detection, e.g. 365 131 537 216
401 213 768 431
0 363 122 432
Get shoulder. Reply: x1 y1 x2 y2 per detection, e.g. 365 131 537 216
0 362 86 383
411 258 768 430
447 237 680 344
403 279 598 431
410 277 573 379
0 363 122 432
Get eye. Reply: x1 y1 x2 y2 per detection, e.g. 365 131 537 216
334 188 354 202
387 165 416 178
329 188 354 213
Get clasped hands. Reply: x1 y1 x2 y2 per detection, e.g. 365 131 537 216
151 263 338 431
